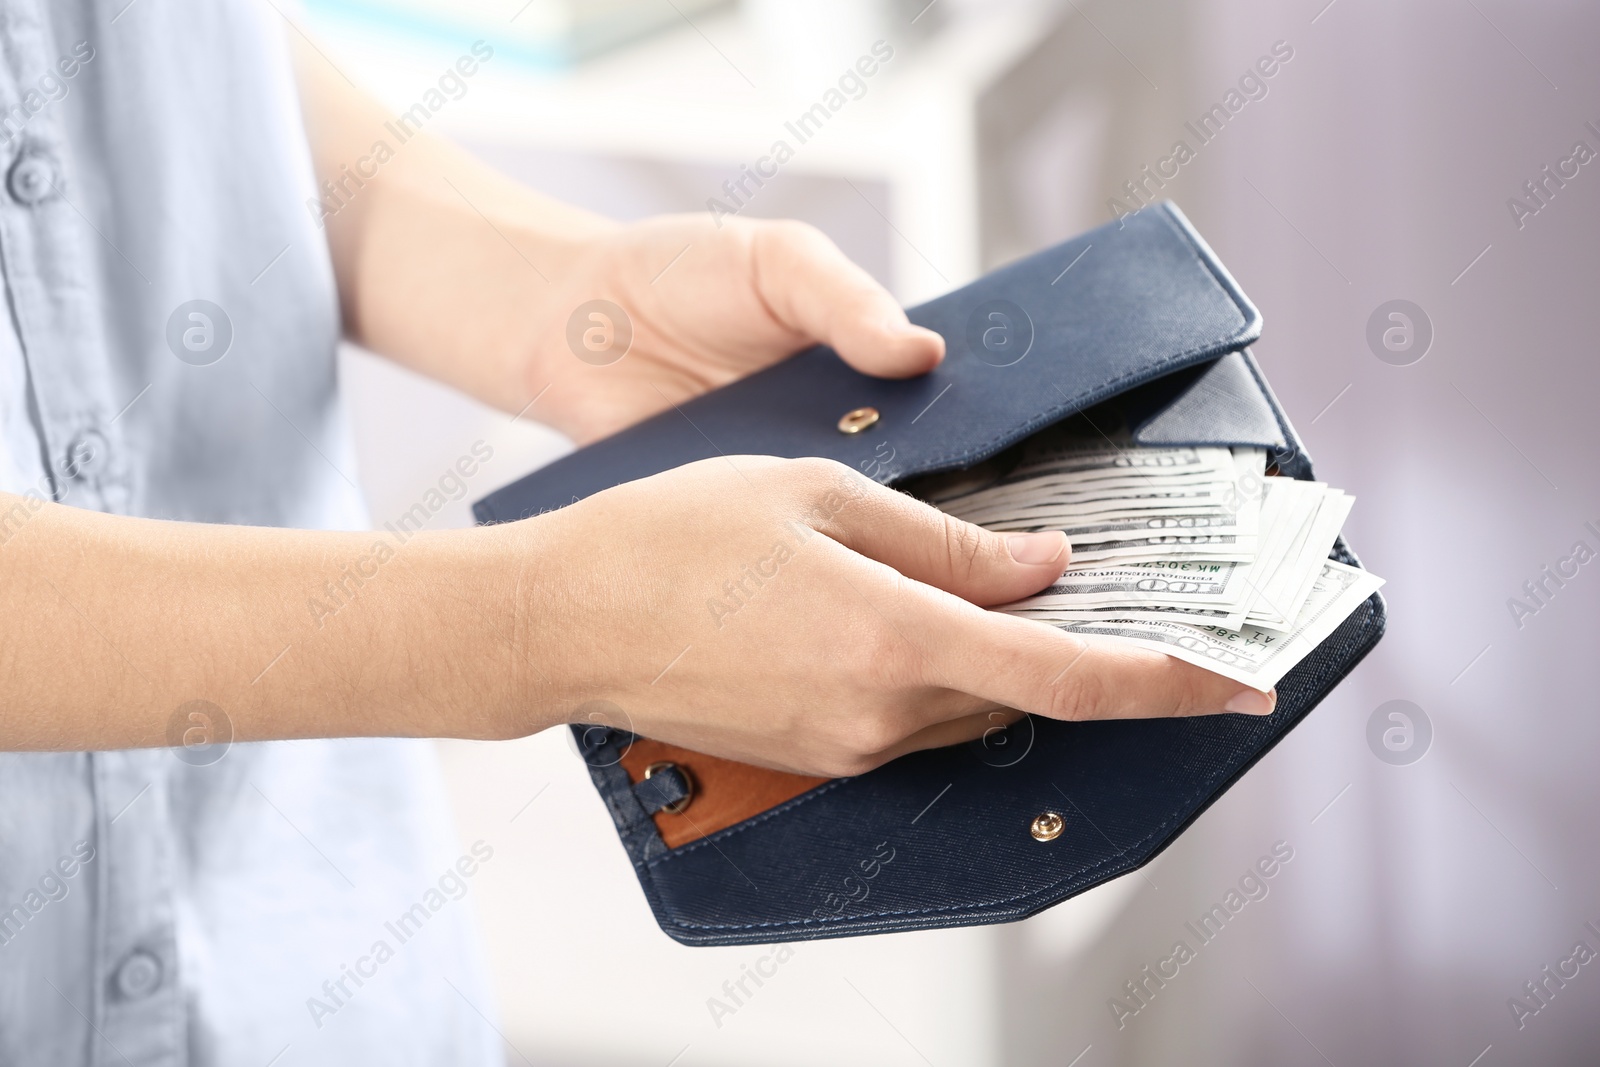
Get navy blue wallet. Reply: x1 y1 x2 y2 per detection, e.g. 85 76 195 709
474 203 1386 945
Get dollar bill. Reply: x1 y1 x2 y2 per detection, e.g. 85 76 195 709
1043 561 1383 690
1064 532 1259 564
928 435 1379 683
1011 559 1257 611
1013 443 1233 478
954 491 1255 528
1009 602 1250 630
981 508 1254 541
1275 491 1355 625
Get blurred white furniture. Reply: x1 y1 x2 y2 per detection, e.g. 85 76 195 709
306 0 1095 302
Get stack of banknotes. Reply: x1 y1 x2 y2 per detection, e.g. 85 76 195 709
924 433 1384 691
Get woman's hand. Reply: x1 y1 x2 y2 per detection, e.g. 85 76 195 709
300 43 938 440
300 53 943 444
509 215 945 444
505 457 1276 776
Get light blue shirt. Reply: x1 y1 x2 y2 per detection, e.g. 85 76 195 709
0 2 500 1063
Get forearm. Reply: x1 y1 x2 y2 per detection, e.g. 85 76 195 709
294 36 615 413
0 494 551 751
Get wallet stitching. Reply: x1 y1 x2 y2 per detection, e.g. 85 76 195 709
647 787 1200 930
641 777 854 865
646 601 1382 932
1154 204 1260 339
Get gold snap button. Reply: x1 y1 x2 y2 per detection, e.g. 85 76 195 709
644 760 695 815
837 406 880 434
1030 811 1064 842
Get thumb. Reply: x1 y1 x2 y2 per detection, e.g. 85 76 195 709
821 473 1070 606
750 219 945 378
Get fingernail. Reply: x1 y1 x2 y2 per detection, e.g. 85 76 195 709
1224 689 1276 716
1007 531 1067 566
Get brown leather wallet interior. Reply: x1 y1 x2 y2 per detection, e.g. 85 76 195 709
618 739 830 849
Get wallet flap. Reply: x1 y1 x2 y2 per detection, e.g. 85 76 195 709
475 202 1262 523
1130 351 1288 449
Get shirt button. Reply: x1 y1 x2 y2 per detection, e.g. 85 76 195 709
8 151 58 205
62 429 107 480
114 950 163 1000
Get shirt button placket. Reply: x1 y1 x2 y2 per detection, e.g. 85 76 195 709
113 950 163 1001
7 148 58 206
62 426 107 481
93 751 182 1067
53 423 122 511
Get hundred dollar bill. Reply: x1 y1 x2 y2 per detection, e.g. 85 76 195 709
1229 478 1306 615
1274 491 1355 626
932 433 1377 677
1010 559 1257 611
980 508 1254 542
952 486 1251 524
938 446 1262 515
1208 479 1314 628
942 471 1234 515
1045 560 1383 690
1009 602 1249 630
1014 443 1238 479
955 459 1264 534
1064 532 1259 564
1241 486 1349 630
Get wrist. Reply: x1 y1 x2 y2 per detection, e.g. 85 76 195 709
422 519 570 742
260 521 567 744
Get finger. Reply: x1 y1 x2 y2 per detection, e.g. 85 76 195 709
886 580 1278 721
818 471 1070 606
749 220 944 377
881 706 1020 761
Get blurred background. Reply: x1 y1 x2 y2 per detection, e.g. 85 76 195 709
303 0 1600 1062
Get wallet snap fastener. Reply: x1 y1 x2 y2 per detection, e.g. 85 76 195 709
644 760 695 815
1030 811 1064 841
837 406 880 434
